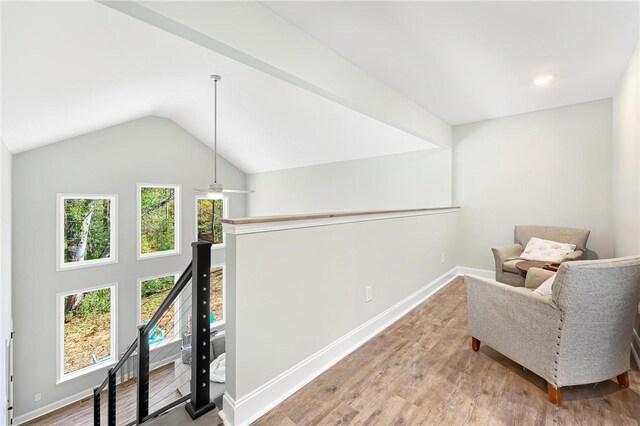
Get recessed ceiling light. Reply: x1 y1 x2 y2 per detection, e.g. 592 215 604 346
533 72 558 86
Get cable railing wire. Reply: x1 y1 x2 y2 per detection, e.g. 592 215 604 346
93 243 216 425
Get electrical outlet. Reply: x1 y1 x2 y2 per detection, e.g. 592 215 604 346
441 252 446 264
365 286 373 302
34 393 41 402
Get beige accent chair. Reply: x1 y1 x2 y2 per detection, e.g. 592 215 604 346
466 257 640 404
492 225 590 286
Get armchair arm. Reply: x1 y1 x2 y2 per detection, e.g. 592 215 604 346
466 274 562 384
491 243 524 269
525 267 555 289
491 243 524 262
562 249 584 261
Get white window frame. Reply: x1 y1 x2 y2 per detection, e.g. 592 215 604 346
56 283 118 383
56 194 118 271
137 183 181 260
210 263 226 328
136 272 182 348
194 194 229 249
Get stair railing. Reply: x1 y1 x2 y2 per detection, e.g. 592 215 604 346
93 241 215 425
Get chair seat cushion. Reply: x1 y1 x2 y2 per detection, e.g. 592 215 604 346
503 259 522 273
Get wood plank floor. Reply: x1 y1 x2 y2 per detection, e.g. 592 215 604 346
23 363 217 426
254 277 640 425
24 277 640 425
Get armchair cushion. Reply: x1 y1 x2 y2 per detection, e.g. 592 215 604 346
520 237 576 263
502 259 521 273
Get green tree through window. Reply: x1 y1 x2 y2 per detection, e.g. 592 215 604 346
64 198 112 264
197 198 224 245
63 287 112 375
140 187 176 254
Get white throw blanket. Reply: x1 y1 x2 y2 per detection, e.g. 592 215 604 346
210 353 226 383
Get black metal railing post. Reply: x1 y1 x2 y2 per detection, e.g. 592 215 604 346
185 241 216 419
107 368 116 426
93 387 100 426
137 325 150 423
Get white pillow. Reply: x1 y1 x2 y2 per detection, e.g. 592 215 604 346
210 353 226 383
534 275 555 296
520 237 576 263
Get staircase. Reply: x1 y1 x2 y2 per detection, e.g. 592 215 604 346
92 241 217 425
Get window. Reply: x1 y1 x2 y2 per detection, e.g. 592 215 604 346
57 284 117 382
195 195 227 247
57 194 117 270
210 265 224 325
137 274 180 346
137 184 181 259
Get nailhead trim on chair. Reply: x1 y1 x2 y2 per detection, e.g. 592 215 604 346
553 315 564 387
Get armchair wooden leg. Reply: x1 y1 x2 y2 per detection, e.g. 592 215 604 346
617 371 629 388
471 337 480 352
547 383 561 405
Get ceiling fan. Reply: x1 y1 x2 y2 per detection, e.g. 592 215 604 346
193 75 253 195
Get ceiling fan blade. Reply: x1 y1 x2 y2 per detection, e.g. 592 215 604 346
192 188 221 193
222 189 254 194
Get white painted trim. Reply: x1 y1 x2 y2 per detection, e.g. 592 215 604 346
137 183 182 260
632 328 640 369
195 193 228 248
55 283 118 384
223 207 460 235
23 264 491 425
219 266 462 425
455 266 495 279
56 194 118 271
14 386 94 425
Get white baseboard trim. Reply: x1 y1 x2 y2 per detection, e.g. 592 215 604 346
14 386 94 425
632 328 640 369
14 353 176 425
17 265 493 426
455 266 494 279
219 265 484 426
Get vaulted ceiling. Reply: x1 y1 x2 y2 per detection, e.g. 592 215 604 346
2 1 638 173
0 1 436 173
264 1 639 125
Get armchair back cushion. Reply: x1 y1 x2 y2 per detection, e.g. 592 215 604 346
515 225 590 252
552 257 640 386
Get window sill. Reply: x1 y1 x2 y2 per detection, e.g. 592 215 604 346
210 320 225 333
138 249 182 261
57 257 118 272
57 359 118 385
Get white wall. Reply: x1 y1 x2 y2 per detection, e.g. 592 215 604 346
453 99 614 270
246 148 452 216
0 139 12 426
612 41 640 258
11 116 246 420
611 41 640 361
224 210 458 423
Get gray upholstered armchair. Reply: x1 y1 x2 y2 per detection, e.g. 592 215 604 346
492 225 590 286
466 257 640 404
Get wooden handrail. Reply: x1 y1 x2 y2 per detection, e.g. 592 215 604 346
221 206 460 225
